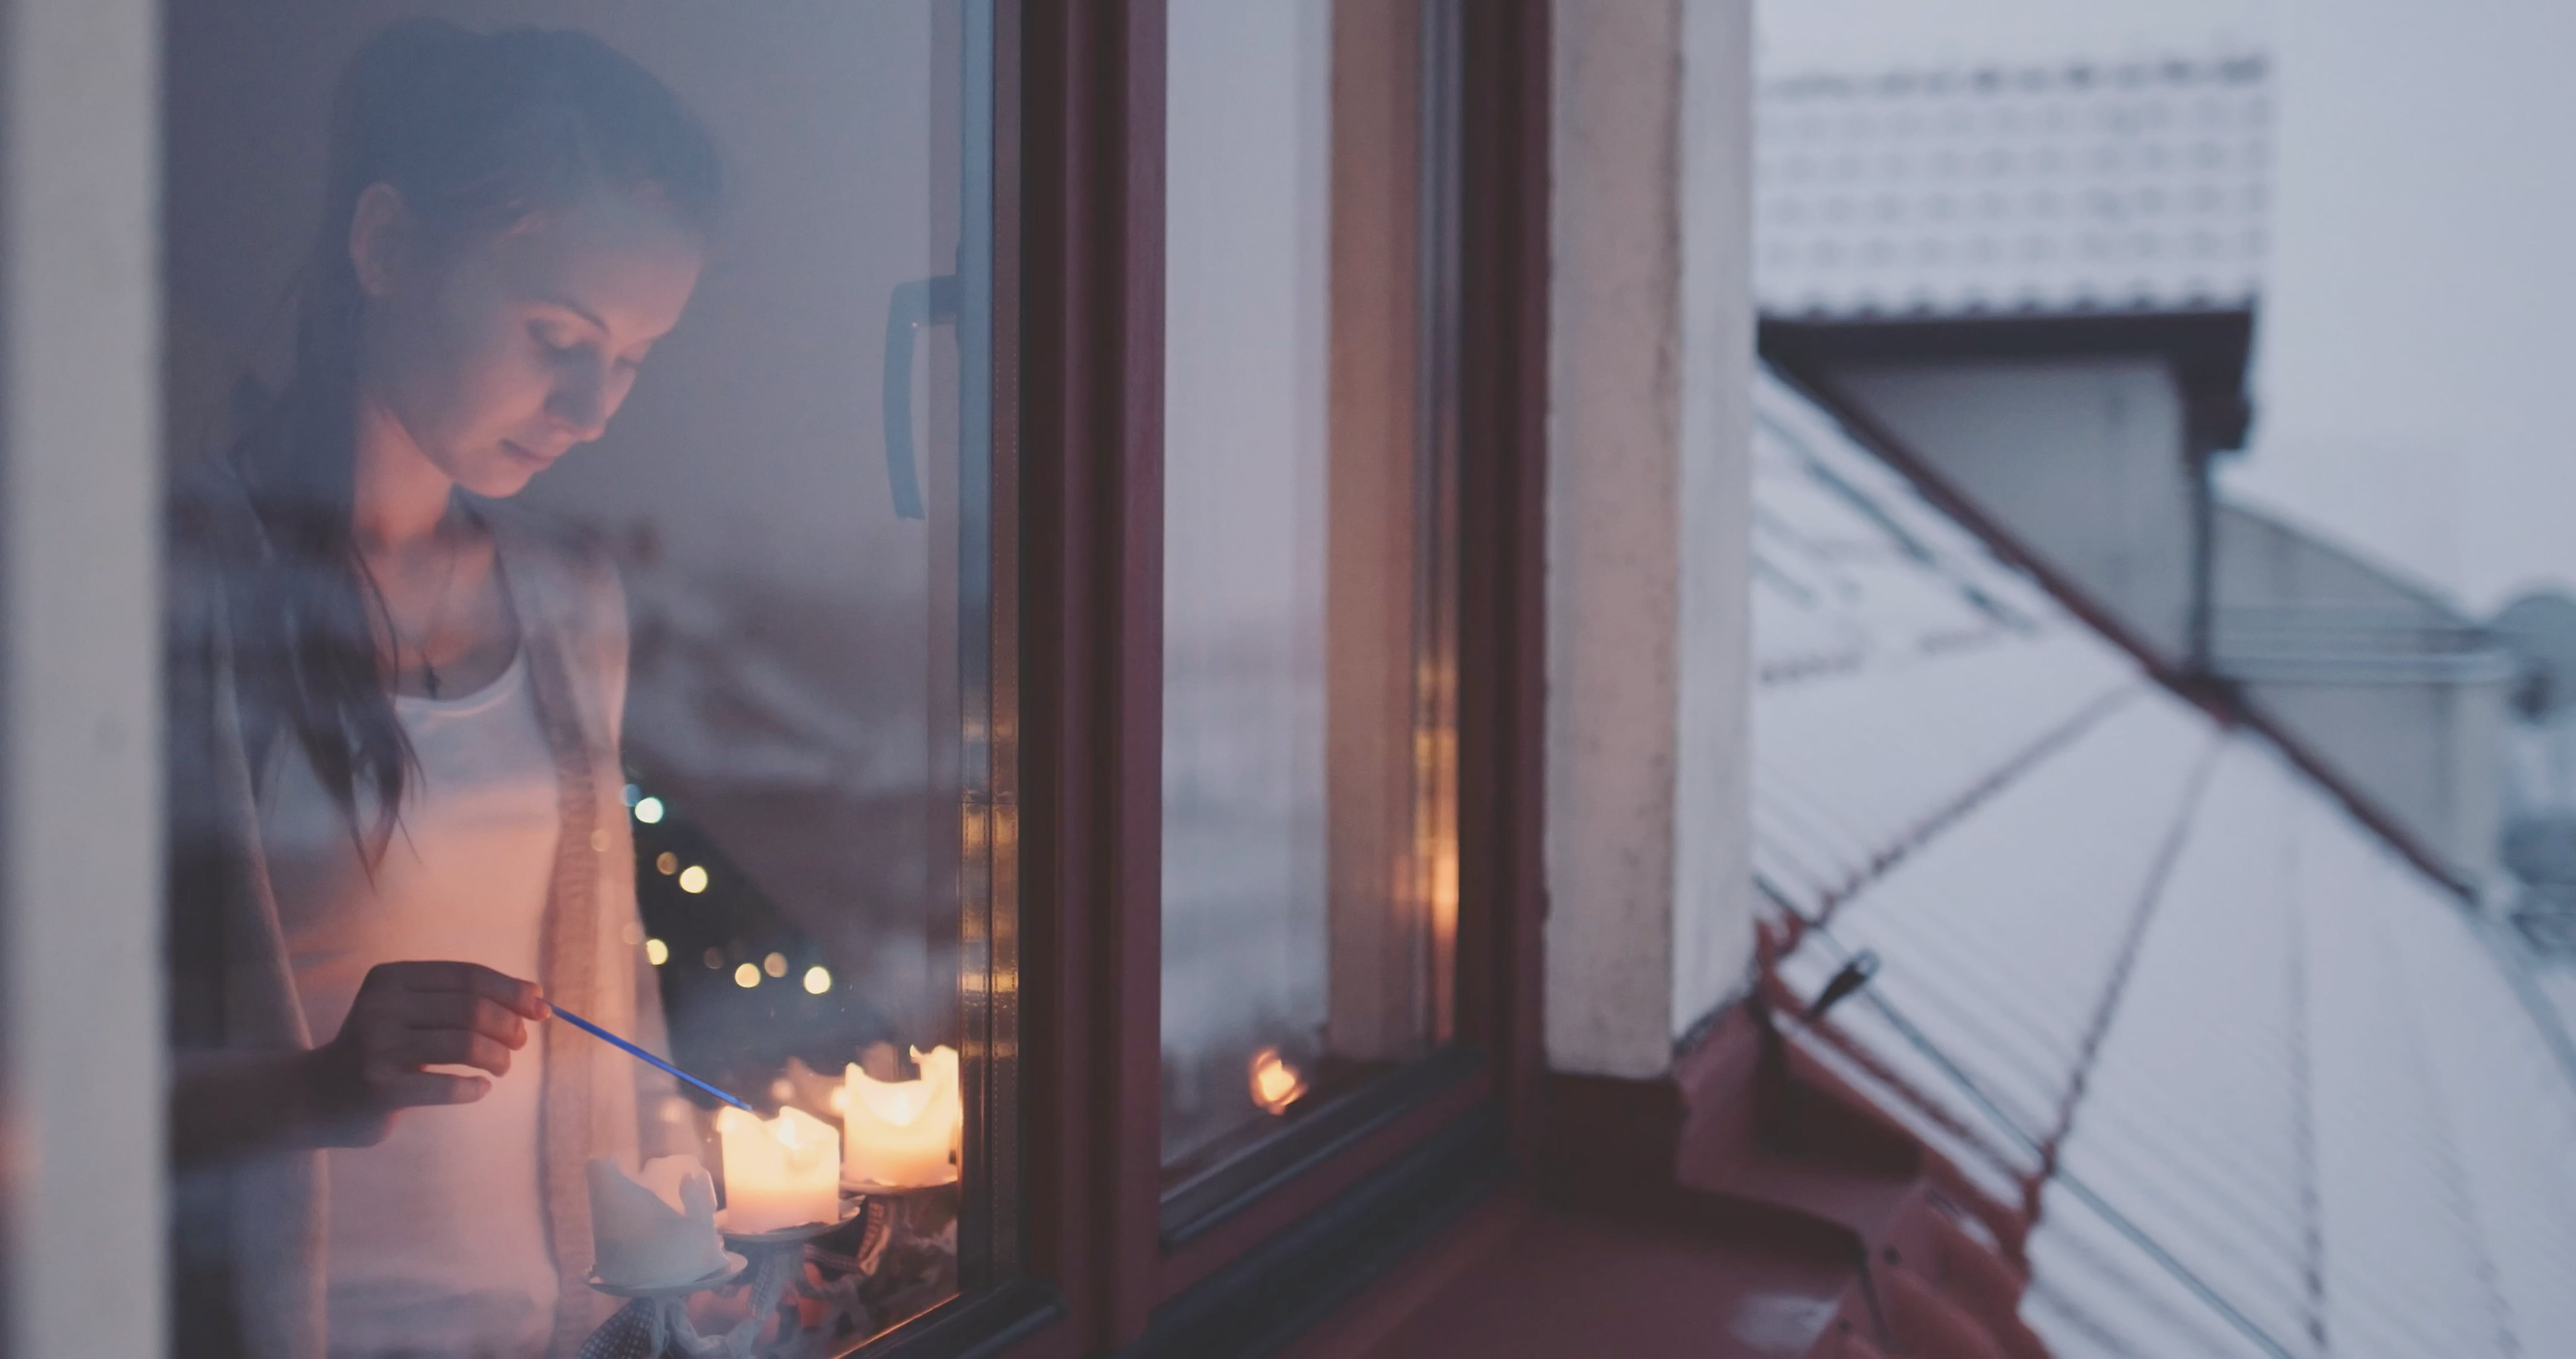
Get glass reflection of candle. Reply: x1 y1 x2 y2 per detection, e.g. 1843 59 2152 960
840 1045 962 1188
1249 1047 1306 1115
714 1105 840 1233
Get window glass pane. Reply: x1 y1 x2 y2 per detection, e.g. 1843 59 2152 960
1161 0 1460 1177
161 6 1011 1353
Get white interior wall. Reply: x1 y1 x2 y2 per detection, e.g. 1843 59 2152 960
1672 0 1758 1061
0 0 165 1354
1546 0 1755 1080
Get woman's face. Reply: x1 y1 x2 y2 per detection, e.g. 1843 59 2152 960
353 185 705 498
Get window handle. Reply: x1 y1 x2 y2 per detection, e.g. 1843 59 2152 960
883 274 961 520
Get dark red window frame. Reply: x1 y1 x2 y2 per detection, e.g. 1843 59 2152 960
893 3 1550 1353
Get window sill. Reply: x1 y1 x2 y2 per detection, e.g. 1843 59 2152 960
1160 1045 1486 1249
847 1279 1065 1359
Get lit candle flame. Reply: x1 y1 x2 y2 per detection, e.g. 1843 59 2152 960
712 1105 839 1233
840 1045 963 1188
1249 1047 1306 1115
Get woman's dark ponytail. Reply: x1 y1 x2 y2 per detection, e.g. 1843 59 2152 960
224 19 720 853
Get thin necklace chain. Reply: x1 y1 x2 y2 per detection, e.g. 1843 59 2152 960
393 517 467 700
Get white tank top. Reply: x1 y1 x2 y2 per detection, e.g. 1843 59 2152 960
265 650 561 1359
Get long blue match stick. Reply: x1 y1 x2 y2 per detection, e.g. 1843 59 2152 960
551 1004 756 1112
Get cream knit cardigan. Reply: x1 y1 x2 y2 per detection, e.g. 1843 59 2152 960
167 473 677 1359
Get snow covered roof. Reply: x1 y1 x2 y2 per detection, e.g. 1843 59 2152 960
1752 368 2576 1356
1756 56 2271 319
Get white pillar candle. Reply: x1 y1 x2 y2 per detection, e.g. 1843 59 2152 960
587 1155 729 1287
714 1105 841 1233
840 1045 963 1188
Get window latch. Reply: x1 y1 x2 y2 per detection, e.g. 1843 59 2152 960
882 273 961 520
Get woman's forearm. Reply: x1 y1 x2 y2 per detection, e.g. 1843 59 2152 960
172 961 540 1168
169 1047 335 1168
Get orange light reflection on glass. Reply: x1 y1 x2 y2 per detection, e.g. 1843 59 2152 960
1249 1047 1307 1116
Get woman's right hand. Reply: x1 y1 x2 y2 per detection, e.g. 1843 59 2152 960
303 961 550 1146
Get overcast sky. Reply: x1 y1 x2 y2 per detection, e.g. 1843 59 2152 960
1758 0 2576 616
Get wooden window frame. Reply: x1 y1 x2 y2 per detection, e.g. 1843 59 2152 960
6 1 1538 1354
873 2 1545 1353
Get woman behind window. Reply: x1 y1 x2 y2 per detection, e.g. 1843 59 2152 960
165 21 718 1358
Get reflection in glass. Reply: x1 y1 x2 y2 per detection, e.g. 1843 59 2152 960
162 5 1007 1354
1161 0 1460 1176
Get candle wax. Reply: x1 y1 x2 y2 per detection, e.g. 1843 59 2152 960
714 1105 841 1233
842 1045 963 1188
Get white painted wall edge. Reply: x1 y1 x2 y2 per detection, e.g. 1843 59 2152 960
1545 0 1686 1079
1670 0 1756 1047
0 0 166 1353
1543 0 1757 1079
